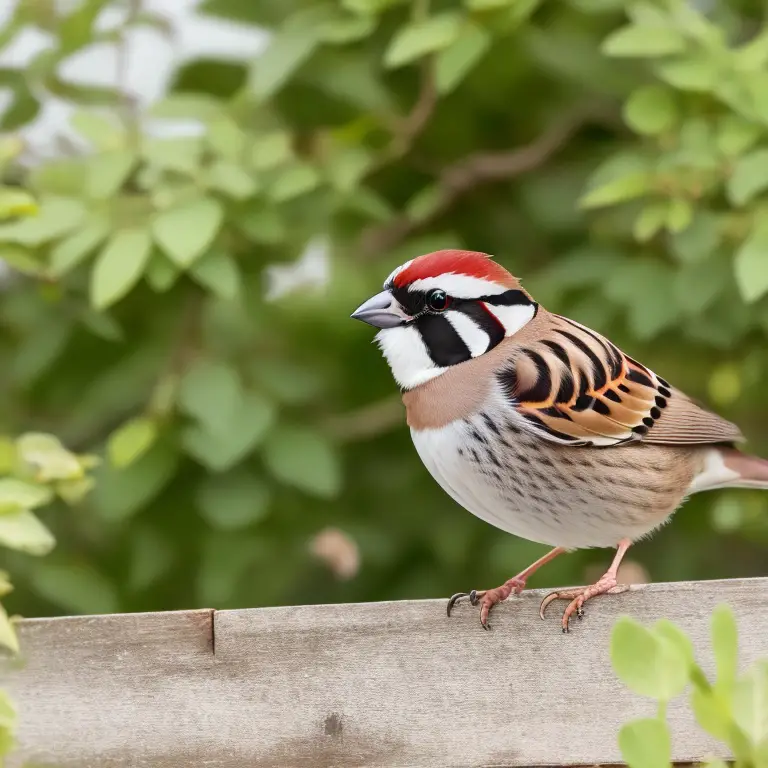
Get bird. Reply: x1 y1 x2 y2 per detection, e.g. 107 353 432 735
351 248 768 632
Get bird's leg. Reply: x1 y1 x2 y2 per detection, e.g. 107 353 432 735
447 546 566 629
540 538 633 633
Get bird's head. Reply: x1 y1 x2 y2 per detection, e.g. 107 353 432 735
351 249 538 390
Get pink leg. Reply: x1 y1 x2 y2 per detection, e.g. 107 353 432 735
447 546 566 630
540 538 633 633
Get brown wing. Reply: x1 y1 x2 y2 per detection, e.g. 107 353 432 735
498 313 744 448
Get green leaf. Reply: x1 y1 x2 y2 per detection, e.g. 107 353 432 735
56 475 96 506
182 392 276 472
656 56 719 92
59 0 109 54
317 11 376 43
70 110 125 150
85 149 136 199
263 426 341 498
179 360 243 434
204 161 258 199
618 718 671 768
149 94 223 121
326 146 373 193
711 604 738 688
30 561 118 615
624 85 678 135
0 603 18 654
206 116 246 160
0 196 85 246
0 479 54 514
151 197 224 267
197 468 271 530
341 0 405 12
634 203 667 242
407 184 442 222
190 249 241 300
92 441 179 522
251 28 319 99
0 510 55 556
268 164 321 202
735 219 768 303
727 149 768 206
49 215 110 276
666 198 693 233
142 136 203 175
45 77 121 106
234 203 286 244
734 29 768 72
653 619 695 673
435 22 490 94
717 116 762 158
250 132 292 170
732 661 768 745
580 173 652 209
0 187 37 219
670 212 721 264
603 24 685 58
108 417 159 468
90 228 153 310
16 433 83 482
145 252 179 292
611 616 689 700
384 13 463 69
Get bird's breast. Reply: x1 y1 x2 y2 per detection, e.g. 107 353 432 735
409 409 699 549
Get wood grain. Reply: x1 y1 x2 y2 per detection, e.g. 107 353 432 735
0 578 766 767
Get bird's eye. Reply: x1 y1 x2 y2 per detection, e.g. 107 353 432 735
426 289 450 312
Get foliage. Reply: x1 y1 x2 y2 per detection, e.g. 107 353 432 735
0 0 766 621
0 430 97 759
611 604 768 768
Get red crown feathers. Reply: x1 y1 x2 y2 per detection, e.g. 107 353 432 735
392 250 517 289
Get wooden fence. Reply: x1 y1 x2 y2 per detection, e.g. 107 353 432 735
0 577 766 767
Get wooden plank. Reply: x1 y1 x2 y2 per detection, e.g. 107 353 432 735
0 578 766 768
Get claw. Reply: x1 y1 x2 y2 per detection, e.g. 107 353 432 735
469 589 479 606
446 592 469 617
539 590 560 620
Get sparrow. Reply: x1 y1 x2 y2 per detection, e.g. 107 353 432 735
351 249 768 631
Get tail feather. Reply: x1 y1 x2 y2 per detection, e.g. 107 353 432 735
721 448 768 489
689 447 768 494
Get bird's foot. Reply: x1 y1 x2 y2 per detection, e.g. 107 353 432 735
539 575 630 633
446 576 526 630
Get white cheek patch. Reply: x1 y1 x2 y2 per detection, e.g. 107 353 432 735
446 311 489 357
375 325 447 390
408 274 509 298
484 303 536 337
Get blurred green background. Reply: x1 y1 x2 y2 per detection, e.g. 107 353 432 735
0 0 767 622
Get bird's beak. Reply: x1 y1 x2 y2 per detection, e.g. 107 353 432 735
351 290 408 329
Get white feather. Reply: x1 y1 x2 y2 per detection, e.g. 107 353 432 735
383 259 413 288
407 274 508 298
483 302 536 337
687 449 741 494
446 311 490 357
375 326 446 390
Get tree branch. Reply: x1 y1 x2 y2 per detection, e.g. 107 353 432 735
323 395 404 443
360 105 608 257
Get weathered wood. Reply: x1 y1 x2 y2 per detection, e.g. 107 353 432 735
0 577 766 767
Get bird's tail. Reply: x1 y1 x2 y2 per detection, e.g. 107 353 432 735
721 448 768 489
690 447 768 493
